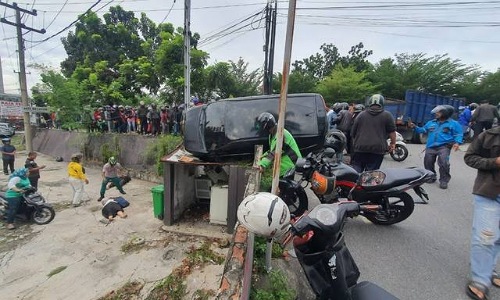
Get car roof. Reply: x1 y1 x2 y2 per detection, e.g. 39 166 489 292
219 93 321 102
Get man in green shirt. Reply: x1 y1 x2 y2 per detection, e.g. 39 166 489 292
256 112 302 178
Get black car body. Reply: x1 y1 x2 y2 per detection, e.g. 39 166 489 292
184 93 328 160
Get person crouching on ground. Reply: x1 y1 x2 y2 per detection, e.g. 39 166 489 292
98 156 126 202
409 105 463 189
101 197 127 221
4 168 32 229
67 153 89 207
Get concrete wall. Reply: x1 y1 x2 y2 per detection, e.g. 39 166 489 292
32 129 162 183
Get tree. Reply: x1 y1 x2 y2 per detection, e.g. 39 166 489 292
477 69 500 103
271 71 317 94
315 66 378 103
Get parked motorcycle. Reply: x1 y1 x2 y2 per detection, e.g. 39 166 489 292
387 131 408 162
0 187 56 225
237 193 400 299
279 148 435 224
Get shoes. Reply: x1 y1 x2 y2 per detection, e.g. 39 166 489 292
120 191 127 195
97 196 104 202
6 223 16 230
439 182 448 189
73 203 81 207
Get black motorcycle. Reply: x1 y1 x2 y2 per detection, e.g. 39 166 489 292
280 201 400 300
279 148 435 225
0 187 56 225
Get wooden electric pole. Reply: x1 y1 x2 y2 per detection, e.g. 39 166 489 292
0 1 45 152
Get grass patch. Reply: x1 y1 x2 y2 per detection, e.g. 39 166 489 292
193 289 216 300
142 135 183 176
47 265 67 277
253 236 283 274
145 239 224 300
98 280 144 300
251 270 296 300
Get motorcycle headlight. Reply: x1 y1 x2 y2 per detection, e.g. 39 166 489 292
358 171 386 187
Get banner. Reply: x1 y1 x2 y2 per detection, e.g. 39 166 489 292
0 101 23 117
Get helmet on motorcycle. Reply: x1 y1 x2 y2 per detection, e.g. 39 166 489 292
353 104 365 113
366 94 385 107
324 129 346 153
237 192 290 238
431 105 455 119
256 112 277 134
108 156 117 166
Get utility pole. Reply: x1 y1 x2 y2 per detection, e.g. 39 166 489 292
183 0 191 111
1 2 45 152
263 0 277 95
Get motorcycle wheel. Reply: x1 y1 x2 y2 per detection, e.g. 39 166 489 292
32 206 56 225
390 144 409 162
364 192 414 225
279 187 308 217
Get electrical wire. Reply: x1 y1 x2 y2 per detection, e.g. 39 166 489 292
159 0 176 24
44 0 69 30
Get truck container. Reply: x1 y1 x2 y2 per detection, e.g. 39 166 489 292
384 90 466 143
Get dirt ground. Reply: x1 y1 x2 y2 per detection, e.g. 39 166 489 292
0 151 230 300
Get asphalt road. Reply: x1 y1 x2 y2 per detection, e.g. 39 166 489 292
306 143 499 300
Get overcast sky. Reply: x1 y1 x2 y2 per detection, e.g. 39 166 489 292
1 0 499 96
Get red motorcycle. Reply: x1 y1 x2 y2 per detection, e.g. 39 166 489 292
279 148 434 225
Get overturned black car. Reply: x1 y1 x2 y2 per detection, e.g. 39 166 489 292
184 93 328 161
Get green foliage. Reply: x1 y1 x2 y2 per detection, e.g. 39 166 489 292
142 135 183 176
185 241 225 266
146 274 187 300
100 136 121 164
315 65 378 102
253 236 283 274
98 281 144 300
251 270 296 300
259 168 273 192
192 289 216 300
272 71 317 94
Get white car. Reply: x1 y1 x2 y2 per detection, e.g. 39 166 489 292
0 122 15 138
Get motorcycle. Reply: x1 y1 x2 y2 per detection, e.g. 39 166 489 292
0 187 56 225
387 131 408 162
279 148 435 224
280 201 400 300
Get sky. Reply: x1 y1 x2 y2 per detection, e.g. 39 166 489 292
1 0 499 96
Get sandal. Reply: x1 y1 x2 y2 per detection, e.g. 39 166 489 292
492 272 500 288
466 281 489 300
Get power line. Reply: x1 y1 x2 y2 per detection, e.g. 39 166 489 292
159 0 176 24
44 0 69 30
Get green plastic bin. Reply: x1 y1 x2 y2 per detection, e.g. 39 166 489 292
151 185 164 220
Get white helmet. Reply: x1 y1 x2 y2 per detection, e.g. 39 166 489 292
237 192 290 238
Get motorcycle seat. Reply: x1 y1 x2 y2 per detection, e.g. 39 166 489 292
362 168 430 191
351 281 400 300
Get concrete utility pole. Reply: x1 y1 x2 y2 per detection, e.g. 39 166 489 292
183 0 191 110
0 1 45 152
263 0 277 95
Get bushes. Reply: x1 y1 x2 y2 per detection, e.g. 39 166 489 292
142 135 183 176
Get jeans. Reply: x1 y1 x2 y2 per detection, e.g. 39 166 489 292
100 177 124 197
470 194 500 287
350 152 384 173
423 145 451 183
6 196 22 224
69 177 85 205
2 159 15 174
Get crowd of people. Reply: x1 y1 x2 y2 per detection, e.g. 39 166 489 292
87 102 187 136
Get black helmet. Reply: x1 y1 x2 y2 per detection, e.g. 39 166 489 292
332 103 342 113
256 112 276 133
431 105 455 119
339 102 349 110
324 129 346 153
353 104 365 113
366 94 385 107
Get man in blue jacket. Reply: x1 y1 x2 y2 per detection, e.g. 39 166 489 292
409 105 463 189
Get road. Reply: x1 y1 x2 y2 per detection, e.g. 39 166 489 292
306 143 499 300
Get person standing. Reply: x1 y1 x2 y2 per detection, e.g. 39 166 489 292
24 151 46 189
255 112 302 178
333 103 353 154
1 138 16 175
471 99 500 137
67 153 89 207
463 126 500 300
350 94 396 173
409 105 463 189
97 157 126 202
326 103 337 131
137 101 148 134
4 168 32 229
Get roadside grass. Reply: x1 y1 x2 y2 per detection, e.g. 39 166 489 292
97 281 144 300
